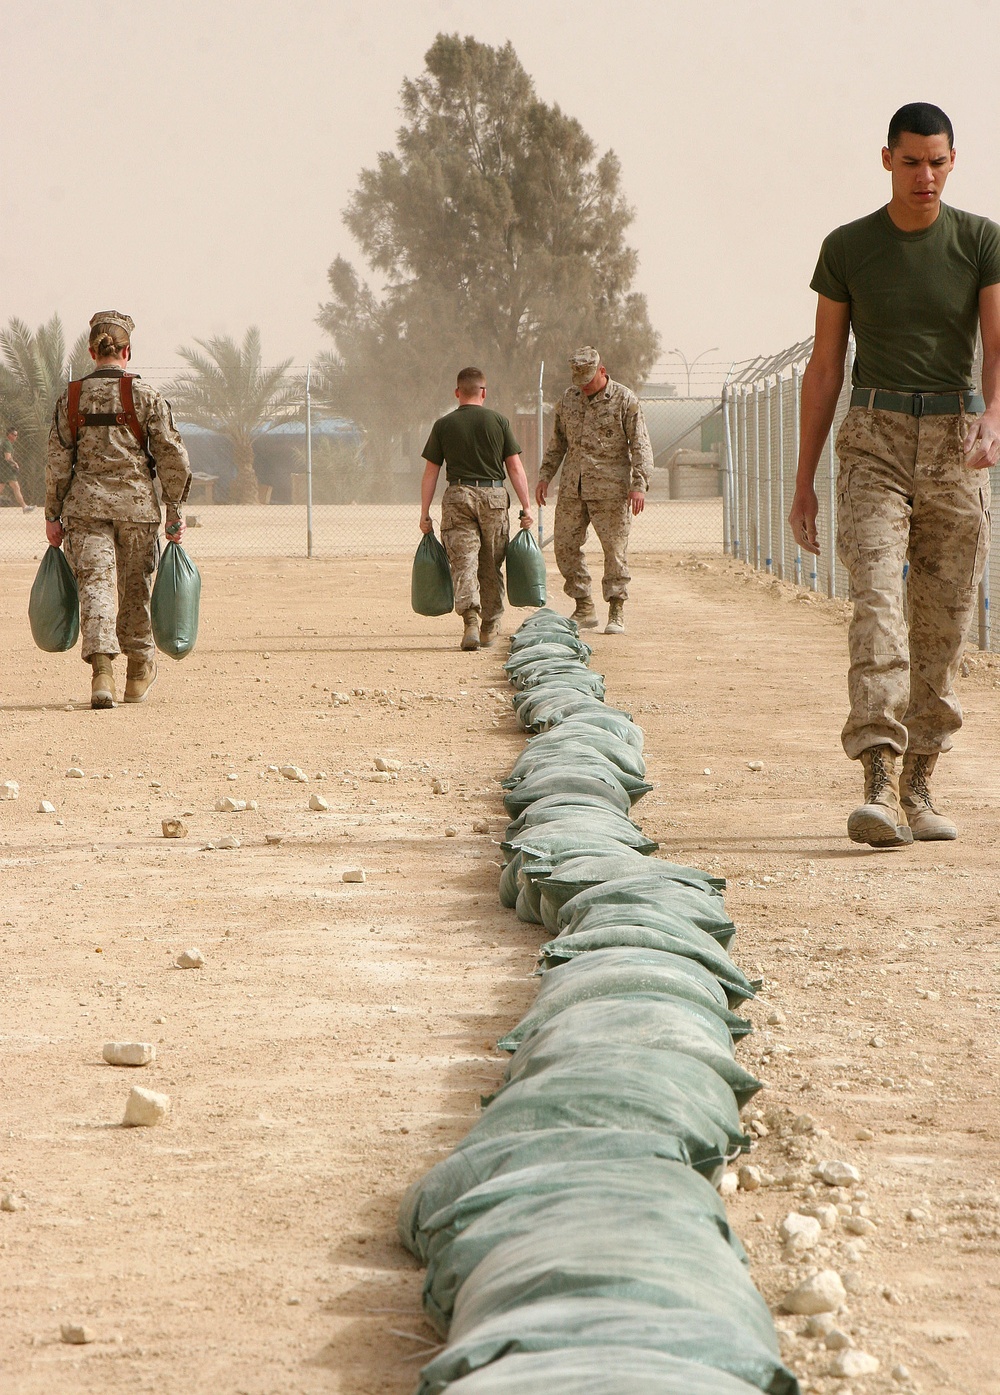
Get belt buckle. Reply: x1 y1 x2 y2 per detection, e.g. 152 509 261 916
912 393 924 418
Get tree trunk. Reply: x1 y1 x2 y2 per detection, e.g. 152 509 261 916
229 438 259 505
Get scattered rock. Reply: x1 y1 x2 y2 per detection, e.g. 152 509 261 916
855 1127 875 1141
217 834 241 849
766 1007 786 1025
779 1212 822 1251
843 1215 877 1236
747 760 765 771
804 1314 836 1338
280 765 308 783
225 772 239 782
1 1193 23 1212
801 1202 839 1230
66 767 84 779
175 948 205 969
122 1086 170 1127
814 1159 861 1187
60 1324 96 1345
906 1206 930 1223
102 1042 155 1067
738 1164 762 1191
472 820 490 834
823 1328 854 1351
161 819 187 839
308 794 330 812
38 801 56 814
718 1171 738 1198
1 780 19 800
780 1269 846 1315
215 797 246 813
891 1364 911 1383
830 1349 879 1378
374 757 401 772
445 826 458 837
841 1271 869 1295
342 869 366 883
431 778 450 794
265 832 284 845
791 1113 817 1135
869 1035 886 1048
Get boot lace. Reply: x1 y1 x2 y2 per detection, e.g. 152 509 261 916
906 756 932 808
867 746 890 800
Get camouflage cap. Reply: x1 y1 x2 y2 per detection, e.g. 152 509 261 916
569 345 601 387
89 310 134 337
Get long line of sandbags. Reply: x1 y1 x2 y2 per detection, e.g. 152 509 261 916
399 607 799 1395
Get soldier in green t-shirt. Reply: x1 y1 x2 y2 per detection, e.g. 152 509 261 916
789 102 1000 848
420 366 534 651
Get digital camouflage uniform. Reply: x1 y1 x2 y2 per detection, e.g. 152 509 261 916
540 370 653 603
440 483 510 625
836 405 990 758
47 370 191 664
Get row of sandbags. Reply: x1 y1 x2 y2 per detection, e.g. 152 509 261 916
398 607 798 1395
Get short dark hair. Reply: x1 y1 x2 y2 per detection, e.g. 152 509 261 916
887 102 954 150
456 367 486 394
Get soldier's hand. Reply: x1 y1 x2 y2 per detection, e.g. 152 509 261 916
629 490 646 516
535 480 548 508
45 520 64 548
963 414 1000 470
165 516 186 544
519 510 534 530
419 514 434 534
789 485 820 556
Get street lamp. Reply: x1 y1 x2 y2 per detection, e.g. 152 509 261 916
669 346 719 397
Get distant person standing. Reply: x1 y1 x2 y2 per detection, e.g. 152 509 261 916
419 366 534 651
789 103 1000 846
1 428 35 511
46 311 192 709
536 346 652 634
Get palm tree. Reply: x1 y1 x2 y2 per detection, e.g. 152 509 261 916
0 315 89 501
167 328 300 504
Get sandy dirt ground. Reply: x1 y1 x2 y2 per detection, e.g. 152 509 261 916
1 551 998 1395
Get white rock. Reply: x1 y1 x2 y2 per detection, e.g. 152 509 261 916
779 1212 822 1250
280 765 308 783
1 780 19 800
906 1206 930 1222
60 1324 96 1345
841 1270 869 1295
891 1364 911 1382
718 1171 738 1198
815 1159 861 1187
747 760 765 771
175 948 205 969
374 757 401 772
265 832 284 845
122 1086 170 1127
766 1007 786 1025
738 1164 762 1191
102 1042 155 1067
66 767 84 779
217 834 240 849
472 819 490 834
342 869 366 883
780 1269 847 1315
804 1313 836 1337
225 772 239 781
843 1215 876 1236
855 1127 875 1141
445 826 458 837
830 1349 879 1378
1 1192 24 1212
308 793 330 811
801 1202 839 1230
432 778 450 794
823 1328 854 1350
161 818 187 839
370 771 393 783
38 800 56 814
266 764 280 773
215 796 245 812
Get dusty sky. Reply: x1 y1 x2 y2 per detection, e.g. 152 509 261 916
4 0 999 388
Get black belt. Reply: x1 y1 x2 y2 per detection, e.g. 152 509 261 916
850 388 984 416
452 477 505 487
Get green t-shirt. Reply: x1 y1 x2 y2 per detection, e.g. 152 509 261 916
422 405 521 483
810 203 1000 392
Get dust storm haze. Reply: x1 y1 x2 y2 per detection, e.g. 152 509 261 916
4 0 1000 379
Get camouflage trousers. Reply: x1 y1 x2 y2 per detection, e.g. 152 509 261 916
553 491 632 601
835 406 990 759
64 518 160 664
440 484 510 622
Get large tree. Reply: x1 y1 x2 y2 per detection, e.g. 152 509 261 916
318 33 659 467
0 316 89 502
167 328 300 504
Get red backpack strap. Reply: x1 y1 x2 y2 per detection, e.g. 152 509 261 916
118 374 147 452
67 380 83 443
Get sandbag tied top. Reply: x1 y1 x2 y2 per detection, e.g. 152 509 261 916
416 1299 800 1395
28 545 81 652
151 541 201 659
412 529 455 616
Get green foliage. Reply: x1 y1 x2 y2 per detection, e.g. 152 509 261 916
167 328 300 504
318 33 659 469
0 315 88 501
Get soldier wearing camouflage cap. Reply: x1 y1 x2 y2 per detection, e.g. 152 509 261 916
536 347 653 633
45 311 192 708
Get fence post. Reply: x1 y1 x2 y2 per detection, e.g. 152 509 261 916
763 377 773 575
775 373 786 580
740 387 750 565
721 384 733 556
305 363 313 559
752 384 761 571
537 360 545 547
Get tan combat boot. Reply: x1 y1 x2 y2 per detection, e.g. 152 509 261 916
900 752 957 841
90 655 116 710
460 610 481 652
124 657 158 704
479 618 501 648
571 597 599 629
847 745 912 847
605 599 625 635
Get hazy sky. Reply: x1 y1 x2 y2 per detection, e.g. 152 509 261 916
4 0 999 388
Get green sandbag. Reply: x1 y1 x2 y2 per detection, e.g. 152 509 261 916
499 852 522 908
515 690 634 735
505 999 760 1106
510 665 606 697
505 641 591 669
399 1128 691 1262
504 748 648 797
505 528 547 607
504 816 658 859
538 924 756 1008
446 1200 774 1349
422 1157 744 1334
508 632 591 658
429 1348 768 1395
515 878 543 924
561 899 737 952
151 541 202 660
496 948 750 1051
412 529 455 616
28 546 80 652
503 767 632 819
523 725 647 778
504 794 646 836
417 1299 798 1395
556 877 737 942
514 607 577 633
